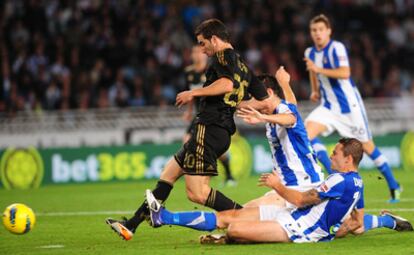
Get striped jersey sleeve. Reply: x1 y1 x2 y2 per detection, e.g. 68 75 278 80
331 41 349 68
316 173 345 199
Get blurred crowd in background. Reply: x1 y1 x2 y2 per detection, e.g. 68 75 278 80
1 0 413 115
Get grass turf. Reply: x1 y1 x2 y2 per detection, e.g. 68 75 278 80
1 170 413 255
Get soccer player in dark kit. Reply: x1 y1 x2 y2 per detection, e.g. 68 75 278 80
106 18 271 241
182 45 236 186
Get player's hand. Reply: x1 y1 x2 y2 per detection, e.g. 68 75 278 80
237 106 264 124
304 58 320 73
176 91 194 107
258 170 281 188
310 91 320 102
275 66 290 86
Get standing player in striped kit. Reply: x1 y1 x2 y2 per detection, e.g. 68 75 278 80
303 14 401 203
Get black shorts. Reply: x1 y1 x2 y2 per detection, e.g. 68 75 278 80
175 123 230 176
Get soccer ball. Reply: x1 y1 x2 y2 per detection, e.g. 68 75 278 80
2 203 36 234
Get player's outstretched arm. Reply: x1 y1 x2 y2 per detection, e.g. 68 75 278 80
275 66 297 105
259 170 321 208
237 106 296 126
176 77 233 107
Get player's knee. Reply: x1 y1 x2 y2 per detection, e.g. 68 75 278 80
227 224 243 240
185 189 207 204
243 199 259 208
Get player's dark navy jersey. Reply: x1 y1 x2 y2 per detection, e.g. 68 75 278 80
197 48 268 134
184 65 206 113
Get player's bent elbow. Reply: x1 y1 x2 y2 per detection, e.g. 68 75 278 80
219 78 234 93
352 225 365 235
340 68 351 79
224 83 233 93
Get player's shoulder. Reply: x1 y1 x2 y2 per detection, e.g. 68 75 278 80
331 40 347 51
276 100 295 114
214 48 236 66
276 101 289 112
325 172 345 185
304 47 314 57
345 171 363 185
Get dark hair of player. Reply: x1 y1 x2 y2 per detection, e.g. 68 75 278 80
310 14 331 29
256 74 285 100
195 19 230 42
339 138 364 167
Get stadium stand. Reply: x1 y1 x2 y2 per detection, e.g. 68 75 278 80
0 0 413 115
0 98 413 148
0 1 413 148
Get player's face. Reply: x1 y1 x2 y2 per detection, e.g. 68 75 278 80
330 143 348 172
310 22 331 49
196 35 215 57
263 89 278 114
191 46 208 65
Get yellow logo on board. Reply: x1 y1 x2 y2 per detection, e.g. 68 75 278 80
0 148 44 189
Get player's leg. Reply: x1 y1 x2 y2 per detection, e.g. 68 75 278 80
310 137 333 174
227 221 290 243
243 192 286 208
200 207 292 244
218 152 236 186
183 123 242 211
106 158 182 240
146 189 217 231
125 158 182 231
306 120 328 141
185 174 242 210
362 140 401 202
216 207 261 228
148 191 263 232
364 211 413 232
305 107 333 174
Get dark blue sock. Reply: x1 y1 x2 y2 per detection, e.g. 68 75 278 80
369 147 399 190
160 208 217 231
364 214 395 231
311 138 332 174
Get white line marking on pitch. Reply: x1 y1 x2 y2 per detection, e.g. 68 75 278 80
37 211 134 216
38 245 64 249
36 208 414 217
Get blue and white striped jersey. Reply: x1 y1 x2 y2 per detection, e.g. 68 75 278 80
305 40 364 115
265 100 323 187
290 171 364 242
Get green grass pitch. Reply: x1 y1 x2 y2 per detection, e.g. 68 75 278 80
1 170 413 255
